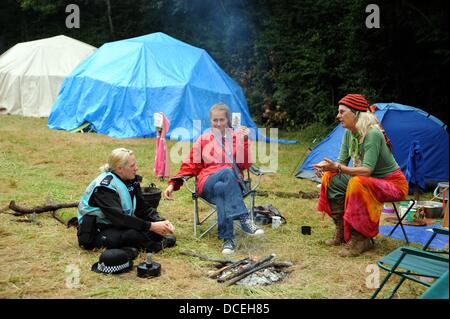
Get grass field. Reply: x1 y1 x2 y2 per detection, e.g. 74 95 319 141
0 114 432 299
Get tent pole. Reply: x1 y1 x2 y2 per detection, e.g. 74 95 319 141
413 186 420 201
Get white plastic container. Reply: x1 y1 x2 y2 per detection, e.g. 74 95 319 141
433 182 448 201
271 216 282 229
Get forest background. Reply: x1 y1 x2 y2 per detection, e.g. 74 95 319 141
0 0 448 130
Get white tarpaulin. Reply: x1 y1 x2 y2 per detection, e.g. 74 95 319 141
0 35 95 117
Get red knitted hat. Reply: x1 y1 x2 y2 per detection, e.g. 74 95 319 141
338 94 369 112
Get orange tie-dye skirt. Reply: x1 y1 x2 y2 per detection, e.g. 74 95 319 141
317 168 408 241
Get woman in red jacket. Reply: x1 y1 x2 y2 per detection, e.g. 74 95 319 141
163 103 264 254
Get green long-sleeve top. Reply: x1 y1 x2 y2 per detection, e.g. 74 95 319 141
337 127 399 178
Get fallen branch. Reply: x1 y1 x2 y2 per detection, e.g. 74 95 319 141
179 250 235 265
8 201 79 216
52 211 67 226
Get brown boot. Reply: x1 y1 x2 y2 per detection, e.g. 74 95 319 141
338 228 374 257
325 201 345 246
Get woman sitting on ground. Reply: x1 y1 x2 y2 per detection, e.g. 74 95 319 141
313 94 408 257
163 102 264 255
77 148 176 253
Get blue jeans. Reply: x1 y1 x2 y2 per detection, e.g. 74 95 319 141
201 168 248 240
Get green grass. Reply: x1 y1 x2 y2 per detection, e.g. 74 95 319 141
0 114 432 299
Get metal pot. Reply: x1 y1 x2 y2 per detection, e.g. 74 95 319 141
414 201 444 219
141 183 162 209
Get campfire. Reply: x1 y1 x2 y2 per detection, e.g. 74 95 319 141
207 254 293 286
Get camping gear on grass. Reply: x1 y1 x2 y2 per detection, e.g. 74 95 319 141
137 253 161 278
414 201 444 219
253 204 287 226
141 183 162 210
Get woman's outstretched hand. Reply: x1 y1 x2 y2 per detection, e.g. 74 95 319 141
163 184 174 200
313 158 338 177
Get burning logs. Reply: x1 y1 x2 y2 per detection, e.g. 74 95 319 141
217 254 275 283
207 254 293 286
180 251 293 286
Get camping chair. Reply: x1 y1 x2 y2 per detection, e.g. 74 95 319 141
182 166 273 238
387 200 416 244
371 227 449 299
420 270 449 299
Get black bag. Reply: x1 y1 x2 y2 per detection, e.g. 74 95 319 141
253 204 287 225
77 215 98 250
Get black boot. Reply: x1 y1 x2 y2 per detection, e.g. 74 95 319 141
145 235 176 253
162 235 176 249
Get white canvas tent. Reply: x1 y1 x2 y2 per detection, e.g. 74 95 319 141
0 35 96 117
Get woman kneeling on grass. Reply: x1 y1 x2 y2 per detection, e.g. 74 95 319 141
313 94 408 257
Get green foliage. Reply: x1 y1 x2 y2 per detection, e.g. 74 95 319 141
0 0 447 127
18 0 64 13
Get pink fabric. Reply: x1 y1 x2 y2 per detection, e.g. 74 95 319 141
154 113 170 179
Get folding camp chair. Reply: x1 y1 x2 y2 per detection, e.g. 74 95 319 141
420 270 449 299
371 227 449 299
387 200 416 244
182 166 273 238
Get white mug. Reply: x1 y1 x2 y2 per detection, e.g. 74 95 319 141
272 216 282 229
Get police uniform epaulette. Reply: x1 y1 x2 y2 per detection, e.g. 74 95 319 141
100 175 113 186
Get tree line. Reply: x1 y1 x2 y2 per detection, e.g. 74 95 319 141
1 0 448 128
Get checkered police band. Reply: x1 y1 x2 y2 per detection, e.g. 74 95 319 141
97 261 131 273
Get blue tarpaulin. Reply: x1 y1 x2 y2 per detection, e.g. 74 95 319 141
48 32 297 144
296 103 449 185
379 224 449 250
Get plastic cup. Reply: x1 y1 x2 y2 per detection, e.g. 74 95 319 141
271 216 282 229
301 226 311 235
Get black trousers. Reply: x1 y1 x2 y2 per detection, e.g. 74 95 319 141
90 227 166 253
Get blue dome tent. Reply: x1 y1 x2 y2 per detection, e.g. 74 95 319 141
296 103 448 187
48 32 257 140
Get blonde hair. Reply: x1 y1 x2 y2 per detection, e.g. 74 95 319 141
355 111 383 138
210 102 231 126
100 148 134 172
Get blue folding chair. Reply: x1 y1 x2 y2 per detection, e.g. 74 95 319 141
420 270 449 299
371 227 449 299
